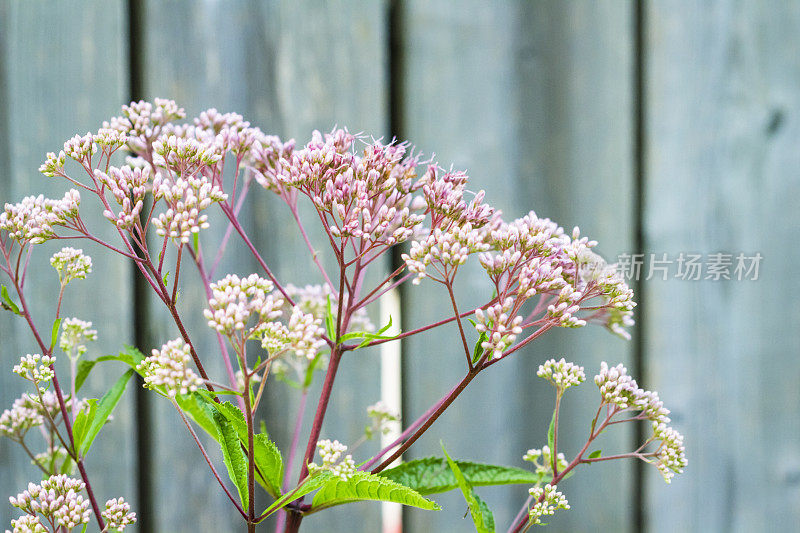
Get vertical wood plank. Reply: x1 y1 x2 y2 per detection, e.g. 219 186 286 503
645 2 800 531
0 0 135 529
140 1 387 531
399 1 635 530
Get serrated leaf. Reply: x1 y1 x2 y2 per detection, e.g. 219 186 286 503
588 450 602 459
209 401 284 498
1 285 22 315
176 392 219 442
260 472 334 519
254 434 283 498
442 444 495 533
213 410 249 509
79 369 134 455
309 471 440 512
51 318 62 350
379 457 541 495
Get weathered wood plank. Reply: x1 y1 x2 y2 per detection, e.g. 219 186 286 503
140 1 388 531
644 2 800 531
400 1 635 530
0 0 135 529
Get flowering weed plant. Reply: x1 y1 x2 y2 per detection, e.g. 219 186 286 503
0 99 686 532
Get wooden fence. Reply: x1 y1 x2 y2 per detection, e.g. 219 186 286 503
1 1 798 531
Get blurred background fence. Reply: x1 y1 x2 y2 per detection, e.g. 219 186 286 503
1 1 798 531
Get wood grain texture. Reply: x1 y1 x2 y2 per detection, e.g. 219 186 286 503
399 1 635 531
644 2 800 531
140 1 387 530
0 0 135 529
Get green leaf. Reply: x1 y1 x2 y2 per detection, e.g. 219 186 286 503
176 392 219 442
205 400 284 498
547 409 557 453
310 471 440 512
192 232 200 254
379 457 541 496
339 316 401 349
261 472 334 519
74 347 146 393
472 331 488 364
254 434 283 498
213 410 249 509
78 369 134 455
442 444 495 533
588 450 602 460
1 285 22 315
324 295 336 340
51 318 62 350
72 399 98 453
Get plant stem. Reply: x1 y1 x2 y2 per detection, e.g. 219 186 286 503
275 389 309 533
371 369 479 473
243 375 257 532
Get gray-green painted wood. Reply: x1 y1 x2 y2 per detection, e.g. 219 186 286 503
400 1 634 531
644 2 800 531
0 1 135 530
141 1 387 531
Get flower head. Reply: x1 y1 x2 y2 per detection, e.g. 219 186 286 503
204 274 283 339
50 248 92 284
151 172 227 244
13 354 55 387
59 317 97 360
537 358 585 391
528 484 569 526
9 475 91 530
102 497 137 531
308 439 356 481
138 339 203 397
0 190 80 244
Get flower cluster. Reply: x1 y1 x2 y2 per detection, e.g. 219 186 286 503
651 423 687 483
13 355 55 387
537 358 586 391
50 248 92 284
138 339 203 398
594 362 685 482
473 298 523 359
63 133 97 164
0 397 43 441
254 129 427 250
523 445 568 479
8 475 91 530
0 190 81 245
95 165 150 230
528 484 569 526
308 439 356 481
402 166 496 283
7 513 47 533
59 318 97 361
151 172 227 244
365 401 400 440
204 274 283 339
283 283 374 334
260 306 326 361
102 498 137 531
106 98 186 151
